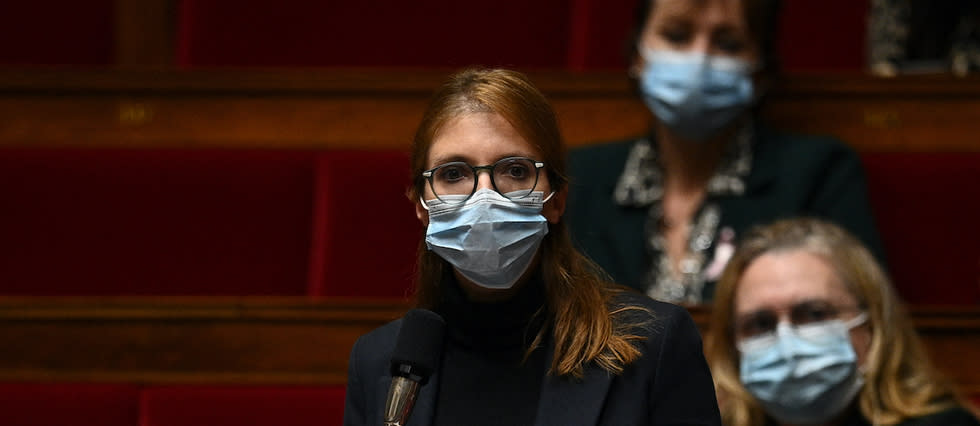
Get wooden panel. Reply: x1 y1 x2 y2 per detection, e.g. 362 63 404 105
0 70 978 151
0 96 428 149
908 308 980 397
763 78 980 152
0 297 408 384
0 298 977 396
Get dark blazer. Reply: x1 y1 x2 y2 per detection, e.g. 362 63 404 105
566 128 886 299
809 406 980 426
343 292 722 425
887 408 980 426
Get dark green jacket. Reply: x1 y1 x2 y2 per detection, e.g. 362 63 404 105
785 406 980 426
870 407 980 426
566 128 886 300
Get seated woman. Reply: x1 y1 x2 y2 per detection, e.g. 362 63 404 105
566 0 886 305
704 218 979 426
343 68 721 425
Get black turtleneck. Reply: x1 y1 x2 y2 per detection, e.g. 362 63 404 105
432 273 549 426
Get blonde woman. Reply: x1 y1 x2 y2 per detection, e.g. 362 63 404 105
705 218 978 426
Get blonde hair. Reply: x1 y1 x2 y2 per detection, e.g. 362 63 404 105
408 68 649 378
705 218 963 425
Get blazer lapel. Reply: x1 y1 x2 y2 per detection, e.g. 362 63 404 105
534 344 614 426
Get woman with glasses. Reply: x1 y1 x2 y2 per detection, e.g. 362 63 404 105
343 68 721 425
704 218 979 426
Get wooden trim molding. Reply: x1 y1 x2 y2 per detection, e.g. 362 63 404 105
1 297 978 396
0 70 978 151
0 297 408 385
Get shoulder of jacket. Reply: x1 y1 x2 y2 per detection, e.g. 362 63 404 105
900 406 980 426
608 290 694 338
351 318 403 369
756 128 857 159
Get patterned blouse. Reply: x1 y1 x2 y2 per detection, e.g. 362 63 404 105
611 125 754 304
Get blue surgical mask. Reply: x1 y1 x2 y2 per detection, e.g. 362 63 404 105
423 188 552 289
738 313 868 425
638 48 755 141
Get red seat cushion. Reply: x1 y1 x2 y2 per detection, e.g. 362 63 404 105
176 0 571 68
0 2 113 66
862 153 980 305
140 385 345 426
0 383 139 426
0 149 315 296
307 150 422 298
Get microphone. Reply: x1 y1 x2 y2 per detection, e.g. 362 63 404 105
384 308 446 426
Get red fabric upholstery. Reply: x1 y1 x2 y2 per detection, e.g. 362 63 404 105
0 0 868 70
862 153 980 305
176 0 572 68
0 1 113 66
0 383 139 426
4 147 976 304
0 149 315 296
308 150 421 298
175 0 867 71
776 0 868 71
140 385 345 426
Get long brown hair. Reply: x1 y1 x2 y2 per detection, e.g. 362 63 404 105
705 218 965 425
407 68 648 378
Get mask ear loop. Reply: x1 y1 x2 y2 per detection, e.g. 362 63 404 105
846 311 870 374
844 312 869 329
848 310 877 426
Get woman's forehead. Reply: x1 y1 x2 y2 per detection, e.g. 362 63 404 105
650 0 747 26
427 112 540 166
733 250 856 314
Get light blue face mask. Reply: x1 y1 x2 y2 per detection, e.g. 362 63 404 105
638 48 755 142
422 188 552 289
738 313 868 425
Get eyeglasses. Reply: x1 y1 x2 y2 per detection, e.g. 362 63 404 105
421 157 544 205
733 300 863 342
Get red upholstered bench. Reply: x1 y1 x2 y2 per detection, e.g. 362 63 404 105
308 150 421 299
140 385 345 426
862 152 980 305
0 383 139 426
0 148 420 299
0 148 317 296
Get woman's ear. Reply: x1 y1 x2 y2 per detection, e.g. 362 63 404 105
628 50 644 79
415 199 429 228
542 187 568 224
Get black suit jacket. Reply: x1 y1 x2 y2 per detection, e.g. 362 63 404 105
566 128 886 299
343 292 721 425
804 406 980 426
